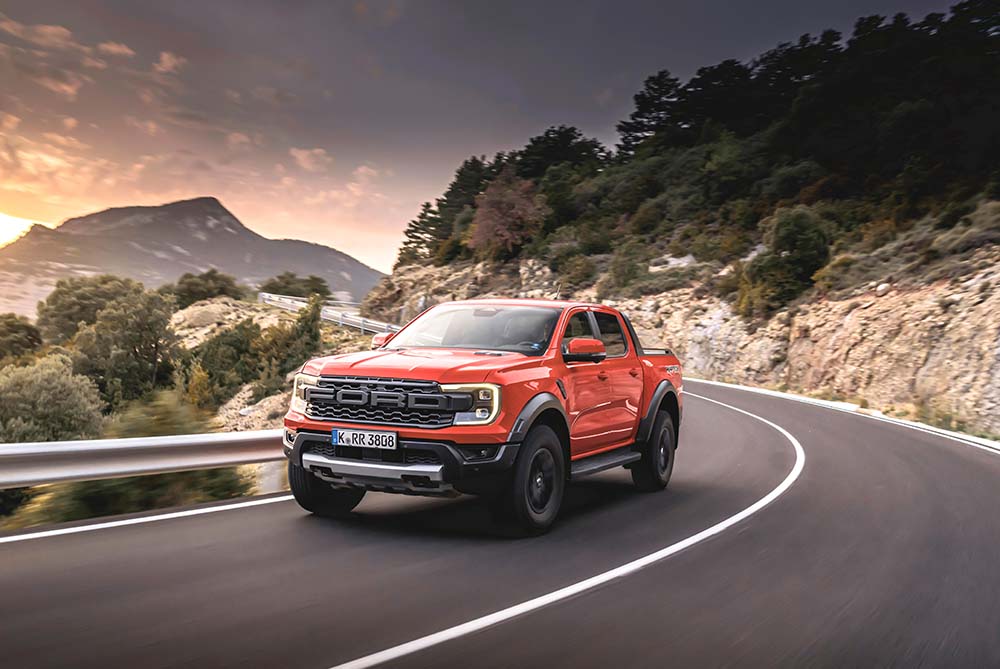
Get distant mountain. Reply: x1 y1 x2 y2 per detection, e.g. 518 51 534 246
0 197 384 316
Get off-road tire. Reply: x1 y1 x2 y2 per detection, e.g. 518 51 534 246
288 461 366 517
631 411 676 492
494 425 566 535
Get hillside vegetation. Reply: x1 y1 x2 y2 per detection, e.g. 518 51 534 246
393 1 999 316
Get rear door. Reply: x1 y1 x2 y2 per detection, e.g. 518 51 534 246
590 310 644 443
559 309 614 457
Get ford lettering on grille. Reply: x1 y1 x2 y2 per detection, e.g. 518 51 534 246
303 377 471 428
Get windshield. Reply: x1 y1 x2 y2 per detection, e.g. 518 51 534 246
387 305 562 356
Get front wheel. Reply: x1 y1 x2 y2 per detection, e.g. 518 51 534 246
288 461 366 518
631 411 676 492
494 425 566 535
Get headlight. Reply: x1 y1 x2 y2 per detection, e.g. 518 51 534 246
290 372 319 414
442 383 501 425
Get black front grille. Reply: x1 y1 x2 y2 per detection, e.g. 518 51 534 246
302 440 442 466
305 377 456 429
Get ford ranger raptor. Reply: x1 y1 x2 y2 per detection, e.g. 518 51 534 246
284 299 683 534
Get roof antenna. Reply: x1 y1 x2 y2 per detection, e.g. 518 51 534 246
551 281 562 300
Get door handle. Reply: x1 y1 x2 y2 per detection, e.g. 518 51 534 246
597 372 609 381
629 369 640 378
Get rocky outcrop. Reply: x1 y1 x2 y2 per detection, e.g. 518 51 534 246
170 296 294 349
364 249 1000 435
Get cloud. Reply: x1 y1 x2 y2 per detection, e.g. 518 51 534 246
0 12 84 51
224 88 242 104
290 147 332 172
125 116 161 136
303 164 383 207
0 43 91 100
226 131 251 151
152 51 186 74
97 41 135 57
62 116 78 130
42 131 89 150
1 113 20 131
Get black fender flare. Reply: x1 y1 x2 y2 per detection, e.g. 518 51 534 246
506 392 568 443
636 380 681 446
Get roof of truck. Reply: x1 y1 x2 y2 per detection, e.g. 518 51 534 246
444 297 611 310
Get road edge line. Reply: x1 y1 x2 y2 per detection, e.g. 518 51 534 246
0 494 295 545
687 377 1000 456
328 391 806 669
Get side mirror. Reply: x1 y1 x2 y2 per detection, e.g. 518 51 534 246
371 332 393 349
563 337 606 363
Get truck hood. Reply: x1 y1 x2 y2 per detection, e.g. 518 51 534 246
304 348 528 383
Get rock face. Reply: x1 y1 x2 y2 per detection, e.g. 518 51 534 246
364 251 1000 435
0 197 383 316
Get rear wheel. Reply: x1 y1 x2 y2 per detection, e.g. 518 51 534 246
631 411 676 492
494 425 566 535
288 461 366 517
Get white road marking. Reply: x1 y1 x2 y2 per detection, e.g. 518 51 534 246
0 495 294 545
687 378 1000 457
329 391 806 669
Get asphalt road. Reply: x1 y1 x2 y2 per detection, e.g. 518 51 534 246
3 379 1000 668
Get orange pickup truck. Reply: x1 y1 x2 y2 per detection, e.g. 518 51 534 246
284 299 683 534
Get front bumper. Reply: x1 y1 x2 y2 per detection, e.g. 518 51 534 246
284 429 520 496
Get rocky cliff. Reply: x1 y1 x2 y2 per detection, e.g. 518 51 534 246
364 245 1000 437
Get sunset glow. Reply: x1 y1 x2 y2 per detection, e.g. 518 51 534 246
0 212 53 248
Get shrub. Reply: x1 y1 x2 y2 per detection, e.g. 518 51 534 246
0 354 103 443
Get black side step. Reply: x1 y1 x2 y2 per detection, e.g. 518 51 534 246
570 446 641 479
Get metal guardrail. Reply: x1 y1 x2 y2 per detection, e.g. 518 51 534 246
0 430 284 490
258 292 400 334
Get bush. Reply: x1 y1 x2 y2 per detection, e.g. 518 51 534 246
36 275 143 343
191 318 262 407
163 269 244 308
258 272 332 299
558 255 597 288
469 166 550 261
0 313 42 362
0 354 103 443
736 206 831 316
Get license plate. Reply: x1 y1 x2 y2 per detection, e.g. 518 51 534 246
331 429 397 450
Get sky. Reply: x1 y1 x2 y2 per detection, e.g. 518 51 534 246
0 0 953 272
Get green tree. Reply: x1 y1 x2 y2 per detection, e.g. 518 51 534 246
468 166 551 261
0 313 42 362
72 290 177 407
616 70 685 156
258 272 332 298
516 126 607 180
396 202 446 266
163 269 244 309
36 275 143 343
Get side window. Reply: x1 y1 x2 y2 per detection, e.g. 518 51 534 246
561 311 594 351
594 312 627 357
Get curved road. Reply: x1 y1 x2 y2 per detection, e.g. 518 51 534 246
3 379 1000 668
